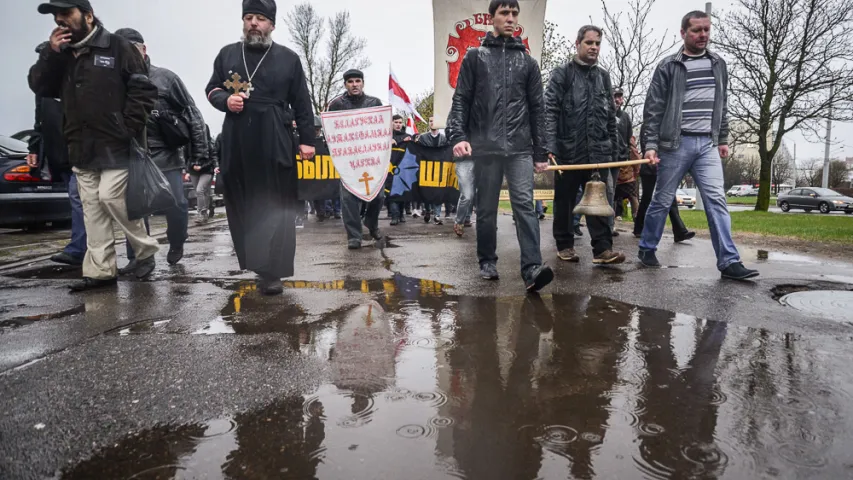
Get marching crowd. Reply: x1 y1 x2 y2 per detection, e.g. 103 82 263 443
24 0 758 296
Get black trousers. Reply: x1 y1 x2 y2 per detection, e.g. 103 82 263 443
634 174 688 236
553 169 612 255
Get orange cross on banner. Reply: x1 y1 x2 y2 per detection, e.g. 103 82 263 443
359 172 374 195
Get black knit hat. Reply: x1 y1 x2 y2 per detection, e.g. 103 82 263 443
243 0 277 25
343 69 364 81
115 28 145 44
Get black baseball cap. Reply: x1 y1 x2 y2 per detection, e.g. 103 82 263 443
38 0 93 14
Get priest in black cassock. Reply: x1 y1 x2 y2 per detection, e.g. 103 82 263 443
205 0 315 295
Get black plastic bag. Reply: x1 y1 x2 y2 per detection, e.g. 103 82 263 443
126 138 177 220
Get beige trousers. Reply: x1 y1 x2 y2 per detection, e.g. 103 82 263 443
73 167 159 279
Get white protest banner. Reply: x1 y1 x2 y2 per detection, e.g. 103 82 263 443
321 106 393 202
432 0 547 129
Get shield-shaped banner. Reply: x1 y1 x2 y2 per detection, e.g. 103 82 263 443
321 106 393 202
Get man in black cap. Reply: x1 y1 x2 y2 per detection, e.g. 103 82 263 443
205 0 316 295
29 0 160 292
326 69 385 250
115 27 208 268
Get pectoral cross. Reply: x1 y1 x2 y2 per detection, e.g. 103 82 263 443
359 172 374 196
223 72 251 97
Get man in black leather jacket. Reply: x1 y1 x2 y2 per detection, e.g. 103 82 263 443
446 0 553 293
327 69 385 250
544 25 625 266
116 28 208 267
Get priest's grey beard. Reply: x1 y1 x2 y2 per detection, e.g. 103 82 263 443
241 31 273 48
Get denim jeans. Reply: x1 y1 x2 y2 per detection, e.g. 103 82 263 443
60 171 87 259
389 201 405 221
605 167 618 230
127 169 188 260
190 172 213 214
634 174 689 237
640 136 740 270
474 155 543 279
455 159 475 225
573 187 583 228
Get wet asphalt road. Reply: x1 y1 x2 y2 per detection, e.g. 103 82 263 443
2 213 853 479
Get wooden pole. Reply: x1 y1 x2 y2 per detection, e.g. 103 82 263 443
546 159 650 172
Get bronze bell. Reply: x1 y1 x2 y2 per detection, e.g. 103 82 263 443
573 172 615 217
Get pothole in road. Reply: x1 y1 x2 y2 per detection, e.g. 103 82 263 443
0 305 86 331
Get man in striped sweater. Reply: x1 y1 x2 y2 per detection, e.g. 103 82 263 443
638 10 758 281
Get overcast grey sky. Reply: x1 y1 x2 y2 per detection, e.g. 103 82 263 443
3 0 849 161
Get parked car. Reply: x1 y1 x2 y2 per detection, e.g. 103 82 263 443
0 135 71 230
777 187 853 214
676 189 696 208
727 185 757 197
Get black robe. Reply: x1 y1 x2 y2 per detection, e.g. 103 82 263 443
206 42 315 278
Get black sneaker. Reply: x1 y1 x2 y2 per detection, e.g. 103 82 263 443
390 218 400 226
118 259 138 276
334 213 342 219
480 263 499 281
638 250 661 267
135 255 156 279
525 265 554 293
721 262 760 281
167 247 183 265
257 275 284 295
424 212 431 223
573 225 584 238
612 230 620 237
348 239 362 250
434 217 443 225
51 251 83 266
674 231 696 243
69 277 117 293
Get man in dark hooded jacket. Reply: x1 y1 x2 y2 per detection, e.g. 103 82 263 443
446 0 553 293
115 28 207 267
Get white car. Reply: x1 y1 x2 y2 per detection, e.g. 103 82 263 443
727 185 757 197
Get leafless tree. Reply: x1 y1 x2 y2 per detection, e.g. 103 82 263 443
797 157 823 186
285 3 370 113
540 21 575 85
713 0 853 211
771 157 794 193
599 0 679 121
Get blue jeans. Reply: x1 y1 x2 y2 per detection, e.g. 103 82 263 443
60 172 87 259
475 155 543 279
455 159 475 225
640 136 740 271
127 169 188 260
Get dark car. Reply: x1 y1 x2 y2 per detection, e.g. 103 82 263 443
777 187 853 214
0 135 71 229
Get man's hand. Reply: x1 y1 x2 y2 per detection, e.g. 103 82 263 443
26 154 38 168
49 26 71 53
719 145 730 159
227 93 247 113
183 173 191 182
645 149 660 166
453 141 472 158
214 167 221 174
299 145 316 160
534 162 548 174
403 136 412 142
192 165 202 172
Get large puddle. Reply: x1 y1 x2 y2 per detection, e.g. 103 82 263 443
61 285 853 479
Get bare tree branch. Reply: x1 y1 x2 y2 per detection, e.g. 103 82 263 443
599 0 679 123
714 0 853 210
285 3 371 113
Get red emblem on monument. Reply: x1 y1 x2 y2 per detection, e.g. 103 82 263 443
445 13 531 88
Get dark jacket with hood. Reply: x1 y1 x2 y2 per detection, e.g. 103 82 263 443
544 58 619 165
446 32 547 162
146 58 209 172
28 26 157 170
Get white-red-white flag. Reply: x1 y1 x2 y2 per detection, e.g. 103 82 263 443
406 115 419 136
389 66 426 124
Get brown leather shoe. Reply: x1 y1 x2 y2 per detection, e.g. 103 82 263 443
593 250 626 265
557 248 580 262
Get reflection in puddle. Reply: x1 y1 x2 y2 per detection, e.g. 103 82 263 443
62 291 853 479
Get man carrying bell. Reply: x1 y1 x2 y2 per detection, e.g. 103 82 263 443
205 0 315 295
